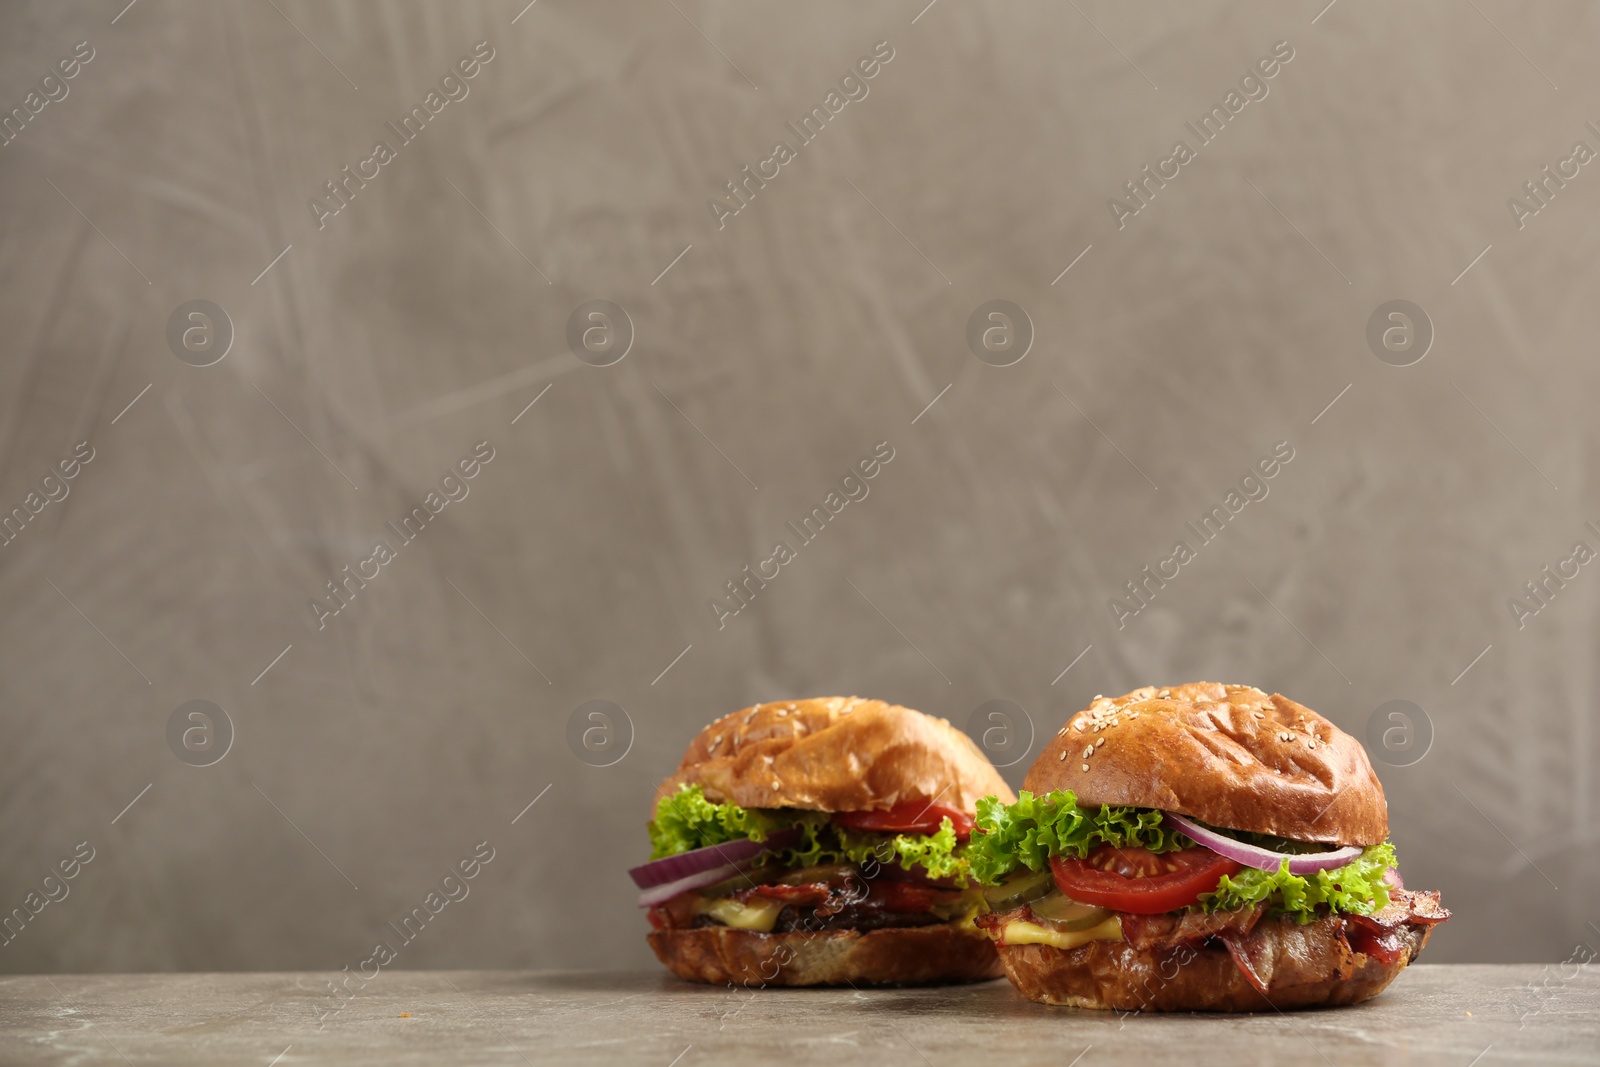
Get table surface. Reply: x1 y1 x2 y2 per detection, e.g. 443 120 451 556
2 965 1596 1066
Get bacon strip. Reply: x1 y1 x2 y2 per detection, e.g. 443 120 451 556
1399 888 1450 926
1344 921 1406 965
1217 931 1270 994
1120 904 1264 950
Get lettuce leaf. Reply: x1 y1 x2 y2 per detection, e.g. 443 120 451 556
966 789 1189 884
648 783 795 858
839 819 966 880
647 784 970 881
1200 842 1396 923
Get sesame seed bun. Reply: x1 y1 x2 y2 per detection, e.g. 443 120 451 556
1025 683 1387 845
654 697 1017 815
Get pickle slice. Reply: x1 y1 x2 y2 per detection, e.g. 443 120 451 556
1029 892 1112 930
981 868 1054 910
777 864 858 886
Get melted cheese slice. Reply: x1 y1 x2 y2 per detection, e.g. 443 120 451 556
696 896 785 932
1001 915 1123 951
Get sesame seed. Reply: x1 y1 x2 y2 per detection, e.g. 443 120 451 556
776 708 788 717
1083 746 1094 759
1059 750 1067 761
1096 738 1106 747
772 779 782 789
1159 689 1171 698
1082 763 1090 772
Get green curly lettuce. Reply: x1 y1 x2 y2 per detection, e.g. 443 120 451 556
966 789 1190 885
648 783 796 858
839 818 966 880
647 784 971 881
1200 842 1396 924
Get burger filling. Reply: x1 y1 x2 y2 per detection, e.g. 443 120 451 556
967 789 1448 991
645 785 988 934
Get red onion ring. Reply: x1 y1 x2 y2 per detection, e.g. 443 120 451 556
629 828 801 889
637 862 752 908
1163 812 1362 875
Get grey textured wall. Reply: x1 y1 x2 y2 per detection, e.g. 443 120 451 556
1 0 1595 977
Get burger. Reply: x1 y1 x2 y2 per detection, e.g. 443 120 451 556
968 683 1449 1011
633 696 1017 986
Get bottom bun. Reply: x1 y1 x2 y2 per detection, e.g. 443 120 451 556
649 925 1005 987
995 916 1437 1011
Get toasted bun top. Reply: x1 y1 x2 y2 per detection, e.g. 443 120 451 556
1023 683 1387 845
654 697 1017 815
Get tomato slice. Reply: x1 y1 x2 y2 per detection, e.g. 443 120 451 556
1048 845 1241 914
833 801 975 837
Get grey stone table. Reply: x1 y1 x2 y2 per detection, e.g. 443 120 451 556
1 966 1595 1065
